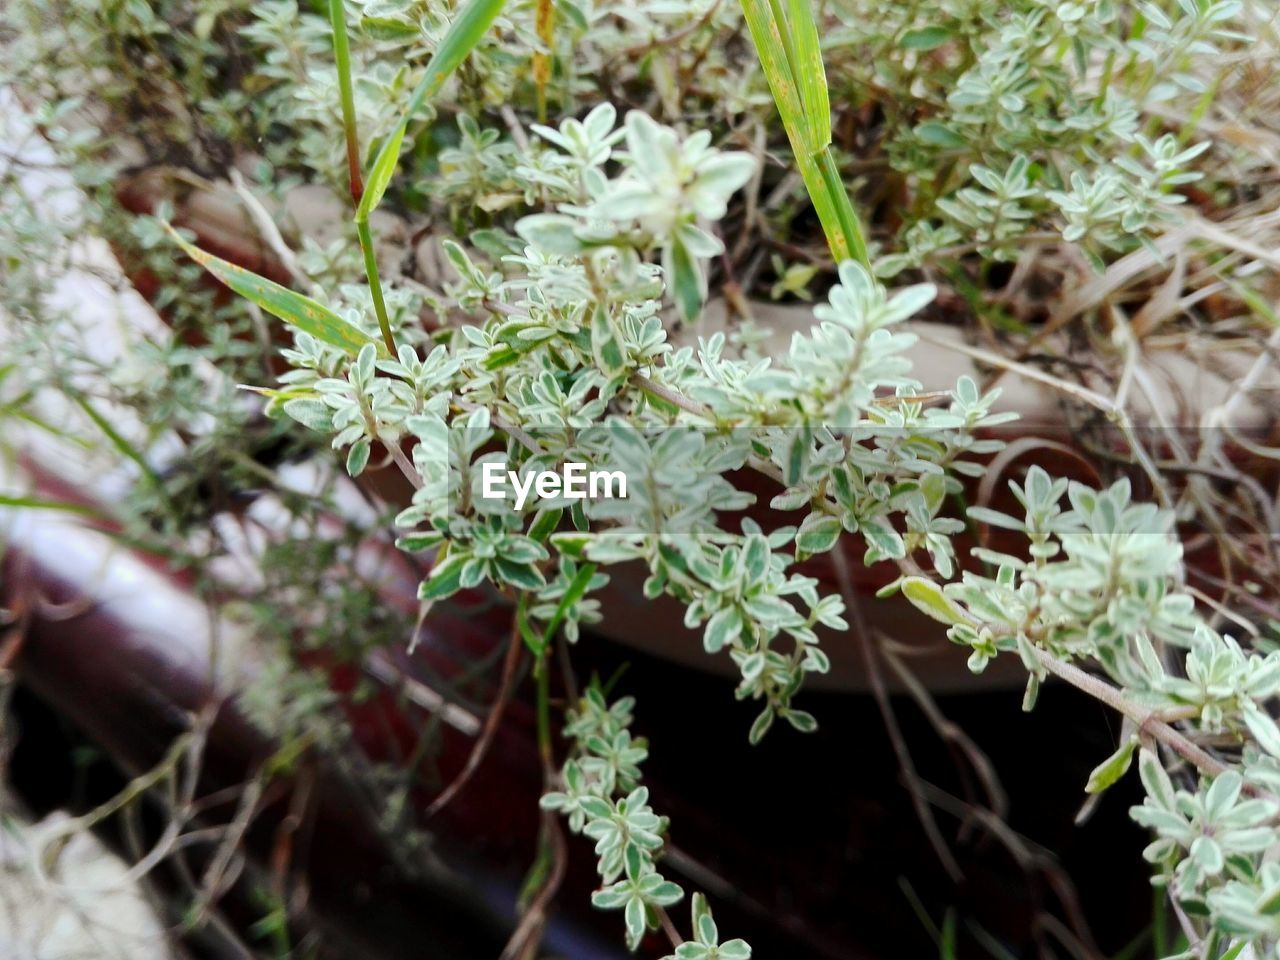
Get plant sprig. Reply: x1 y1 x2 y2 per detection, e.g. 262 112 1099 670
739 0 869 267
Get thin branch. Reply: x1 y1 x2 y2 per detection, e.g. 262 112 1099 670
632 372 713 419
228 169 322 298
384 436 425 490
1032 648 1239 784
830 547 964 882
501 639 568 959
423 614 525 819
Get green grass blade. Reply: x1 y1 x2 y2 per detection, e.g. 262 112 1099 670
328 0 397 354
739 0 802 132
0 494 99 516
356 123 406 223
73 392 163 489
328 0 364 200
763 0 804 119
355 216 397 354
540 562 598 649
739 0 837 247
166 224 376 354
532 0 554 121
784 0 829 152
738 0 869 268
357 0 506 222
817 146 869 265
0 394 93 447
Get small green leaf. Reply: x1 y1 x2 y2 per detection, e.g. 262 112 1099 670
420 553 467 601
748 707 774 744
1242 699 1280 758
346 438 371 476
550 531 590 557
540 562 599 648
742 535 769 582
901 576 967 626
166 224 375 354
900 26 951 50
527 507 563 542
579 796 613 820
360 15 420 40
915 121 966 149
784 709 818 733
966 505 1026 531
668 234 703 322
1022 673 1040 712
357 122 407 222
515 213 586 255
646 880 684 906
482 345 524 370
1137 748 1177 810
624 897 645 950
495 557 546 591
795 514 841 557
284 397 333 431
704 607 741 654
1085 736 1137 794
691 893 712 941
590 304 627 377
1190 836 1224 875
358 0 506 219
1258 883 1280 917
860 514 905 559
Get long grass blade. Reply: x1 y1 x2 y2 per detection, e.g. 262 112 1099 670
329 0 364 201
358 0 506 223
329 0 397 354
738 0 869 267
0 494 98 516
817 146 868 265
533 0 555 122
739 0 802 135
539 562 598 651
785 0 830 153
73 393 163 490
166 224 376 354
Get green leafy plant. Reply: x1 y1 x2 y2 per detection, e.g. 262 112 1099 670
156 0 1280 951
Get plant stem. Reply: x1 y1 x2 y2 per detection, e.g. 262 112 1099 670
328 0 397 356
831 547 963 881
738 0 873 269
535 648 552 769
632 372 711 418
533 0 554 123
816 146 870 269
357 218 397 355
329 0 364 204
1032 648 1237 783
503 634 568 960
384 433 424 489
424 617 524 818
